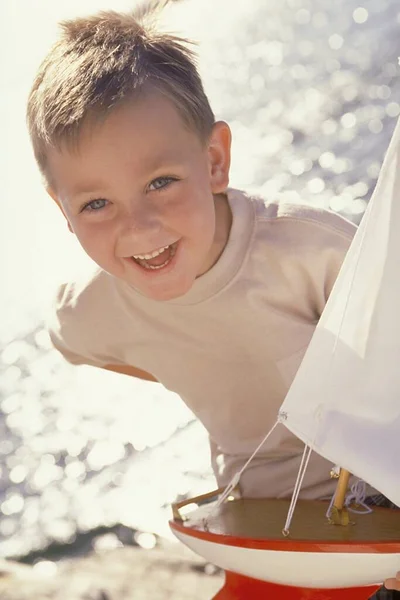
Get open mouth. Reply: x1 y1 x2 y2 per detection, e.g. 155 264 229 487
131 242 178 270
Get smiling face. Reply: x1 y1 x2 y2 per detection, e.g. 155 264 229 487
47 93 232 301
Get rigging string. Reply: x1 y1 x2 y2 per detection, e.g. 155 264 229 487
203 421 279 527
324 479 372 518
280 405 322 534
282 444 313 535
345 480 372 514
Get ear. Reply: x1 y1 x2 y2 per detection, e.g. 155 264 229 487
207 121 231 194
47 188 74 233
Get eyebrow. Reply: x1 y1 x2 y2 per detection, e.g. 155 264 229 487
69 184 105 198
68 152 185 199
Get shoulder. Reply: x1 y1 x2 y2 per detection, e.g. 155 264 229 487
236 190 359 312
251 194 356 245
47 266 122 363
52 266 114 324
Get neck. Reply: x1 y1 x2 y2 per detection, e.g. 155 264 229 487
198 192 232 277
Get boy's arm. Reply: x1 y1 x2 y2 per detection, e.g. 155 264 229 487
101 363 158 382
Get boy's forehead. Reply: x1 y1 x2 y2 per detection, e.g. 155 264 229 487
92 95 196 151
47 97 204 194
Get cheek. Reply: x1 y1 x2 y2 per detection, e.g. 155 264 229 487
172 184 215 231
190 193 216 235
72 222 112 256
173 200 215 243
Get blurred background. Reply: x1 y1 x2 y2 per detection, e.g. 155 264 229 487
1 0 399 565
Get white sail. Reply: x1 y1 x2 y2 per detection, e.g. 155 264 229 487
280 117 400 508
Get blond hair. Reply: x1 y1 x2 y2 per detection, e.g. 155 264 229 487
27 4 215 180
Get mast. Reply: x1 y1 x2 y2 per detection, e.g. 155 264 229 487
329 468 352 526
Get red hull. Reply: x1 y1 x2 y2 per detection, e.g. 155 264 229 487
213 571 379 599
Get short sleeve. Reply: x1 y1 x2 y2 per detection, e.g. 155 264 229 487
47 280 125 368
265 199 357 320
323 224 355 299
306 212 357 317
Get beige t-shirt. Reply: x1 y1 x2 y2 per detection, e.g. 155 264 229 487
49 188 357 500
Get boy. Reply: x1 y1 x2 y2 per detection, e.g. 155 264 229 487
26 5 399 597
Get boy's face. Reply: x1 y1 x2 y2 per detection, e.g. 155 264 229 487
47 93 231 301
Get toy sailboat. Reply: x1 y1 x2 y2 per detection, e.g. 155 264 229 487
170 115 400 600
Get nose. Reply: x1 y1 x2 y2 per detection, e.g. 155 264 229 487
118 201 163 245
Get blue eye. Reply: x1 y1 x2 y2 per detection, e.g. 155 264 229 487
148 177 176 192
82 198 108 212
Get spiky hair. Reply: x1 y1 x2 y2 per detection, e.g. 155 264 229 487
27 1 214 179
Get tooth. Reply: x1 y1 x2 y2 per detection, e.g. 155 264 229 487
133 244 172 261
